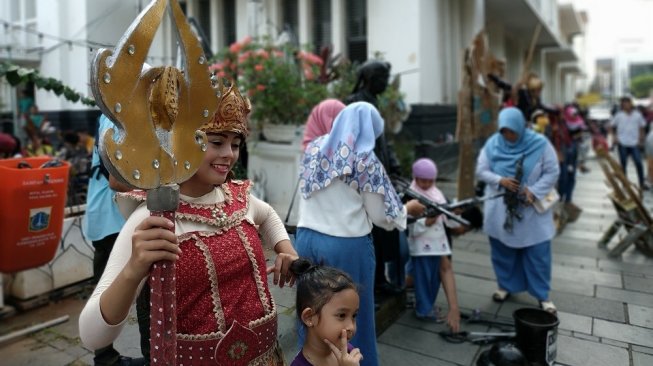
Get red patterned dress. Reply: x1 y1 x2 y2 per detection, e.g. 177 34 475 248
85 180 286 366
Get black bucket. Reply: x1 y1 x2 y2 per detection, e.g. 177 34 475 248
513 308 559 366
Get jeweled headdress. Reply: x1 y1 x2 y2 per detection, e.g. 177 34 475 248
201 80 251 137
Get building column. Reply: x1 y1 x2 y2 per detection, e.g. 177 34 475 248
331 0 345 56
210 0 221 51
298 0 311 45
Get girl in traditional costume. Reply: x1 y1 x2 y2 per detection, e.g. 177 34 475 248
80 84 298 365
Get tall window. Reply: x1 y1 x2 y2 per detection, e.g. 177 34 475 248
223 0 236 46
346 0 367 63
281 0 299 40
313 0 331 54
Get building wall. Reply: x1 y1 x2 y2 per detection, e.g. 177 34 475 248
0 0 587 127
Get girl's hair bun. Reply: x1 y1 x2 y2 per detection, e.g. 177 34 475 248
289 257 315 277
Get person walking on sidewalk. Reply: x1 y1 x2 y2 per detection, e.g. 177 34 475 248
611 96 647 190
476 107 560 314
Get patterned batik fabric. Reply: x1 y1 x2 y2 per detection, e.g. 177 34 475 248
299 137 403 222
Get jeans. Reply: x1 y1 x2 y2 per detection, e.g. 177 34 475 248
618 144 645 187
558 143 578 203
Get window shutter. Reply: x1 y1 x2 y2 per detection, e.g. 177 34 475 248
282 0 299 39
223 0 236 46
346 0 367 63
312 0 332 54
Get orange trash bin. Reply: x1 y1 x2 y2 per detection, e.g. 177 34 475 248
0 157 70 273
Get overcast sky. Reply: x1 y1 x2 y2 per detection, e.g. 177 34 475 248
570 0 653 74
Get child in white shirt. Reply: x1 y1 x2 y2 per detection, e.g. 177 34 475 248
407 158 462 332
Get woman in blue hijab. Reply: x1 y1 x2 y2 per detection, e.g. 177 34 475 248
295 102 424 366
476 107 560 314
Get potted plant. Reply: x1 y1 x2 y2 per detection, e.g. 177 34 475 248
210 37 328 143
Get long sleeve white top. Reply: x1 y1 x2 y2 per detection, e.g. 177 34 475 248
297 178 407 237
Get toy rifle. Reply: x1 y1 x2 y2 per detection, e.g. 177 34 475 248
392 176 505 227
503 154 525 233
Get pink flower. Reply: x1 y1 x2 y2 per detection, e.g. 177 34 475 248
229 42 242 54
256 84 266 91
208 63 223 72
303 68 314 80
257 49 270 59
238 51 252 63
254 64 264 72
273 50 284 58
217 71 226 78
241 36 253 45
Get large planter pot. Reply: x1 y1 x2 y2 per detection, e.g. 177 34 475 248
261 123 303 144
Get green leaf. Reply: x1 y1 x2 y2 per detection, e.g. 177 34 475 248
34 76 48 88
5 71 24 86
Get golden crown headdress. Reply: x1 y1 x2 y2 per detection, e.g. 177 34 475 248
201 79 251 137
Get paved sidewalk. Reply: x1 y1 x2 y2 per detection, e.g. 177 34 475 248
1 156 652 365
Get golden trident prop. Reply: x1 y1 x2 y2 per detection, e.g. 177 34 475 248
90 0 218 363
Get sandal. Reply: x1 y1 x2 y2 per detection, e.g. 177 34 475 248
492 289 510 302
540 300 557 315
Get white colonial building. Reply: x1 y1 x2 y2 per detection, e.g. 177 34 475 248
0 0 587 221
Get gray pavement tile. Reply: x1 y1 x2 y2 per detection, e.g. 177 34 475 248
599 259 653 276
555 334 630 366
625 274 653 293
628 304 653 328
572 332 599 342
634 352 653 366
596 286 653 308
451 262 496 280
593 318 653 348
440 290 502 317
559 228 605 242
556 312 592 334
549 291 625 322
0 337 78 366
632 344 653 356
559 329 572 337
551 253 598 269
600 337 629 349
378 343 459 366
277 312 299 364
551 240 609 260
453 274 498 298
552 265 621 288
378 323 480 365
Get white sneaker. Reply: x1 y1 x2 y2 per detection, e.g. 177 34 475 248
540 300 557 315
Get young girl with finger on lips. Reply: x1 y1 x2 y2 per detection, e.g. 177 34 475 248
291 258 363 366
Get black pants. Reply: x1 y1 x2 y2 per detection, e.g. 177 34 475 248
93 234 150 365
371 226 400 287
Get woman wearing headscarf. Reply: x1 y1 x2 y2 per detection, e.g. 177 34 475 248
476 107 560 314
295 102 424 366
301 99 346 150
